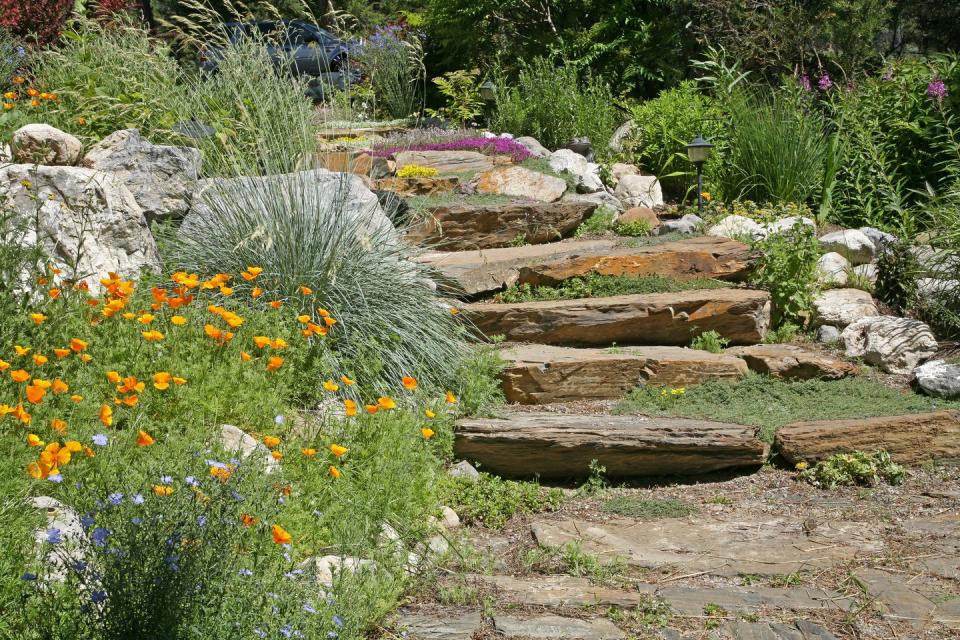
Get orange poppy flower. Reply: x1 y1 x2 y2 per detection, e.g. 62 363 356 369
152 485 174 496
70 394 83 403
271 338 287 349
83 446 94 458
32 354 48 366
10 369 30 383
32 379 51 390
99 404 113 427
220 286 234 296
240 513 257 527
328 466 341 479
78 354 92 363
421 428 435 440
402 376 417 390
266 356 284 372
297 314 310 323
136 430 155 446
445 391 458 404
341 375 355 386
153 372 172 390
26 384 46 404
364 404 378 414
271 524 292 545
343 399 358 417
137 313 155 324
240 351 252 362
270 450 283 460
298 286 313 295
53 348 70 358
13 403 31 424
52 379 68 394
323 317 337 327
301 448 317 457
425 410 436 419
41 443 70 467
26 88 39 97
141 330 165 341
322 380 339 392
51 419 67 433
48 288 61 299
171 315 187 326
251 287 264 298
263 435 281 449
106 371 121 383
269 300 283 309
172 376 187 385
64 441 82 453
317 308 330 318
329 444 348 457
14 345 30 356
0 359 9 370
252 336 271 348
30 313 47 325
377 396 397 410
27 433 44 447
122 312 135 320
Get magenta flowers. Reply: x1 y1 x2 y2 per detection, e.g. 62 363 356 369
928 78 948 103
372 136 531 162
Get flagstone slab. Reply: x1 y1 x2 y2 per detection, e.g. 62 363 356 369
464 289 771 346
516 236 753 286
712 620 838 640
657 585 853 615
498 344 748 404
455 413 768 479
397 610 483 640
494 614 625 640
530 517 883 577
466 574 655 607
725 344 859 381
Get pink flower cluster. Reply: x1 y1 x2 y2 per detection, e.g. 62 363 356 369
372 136 531 163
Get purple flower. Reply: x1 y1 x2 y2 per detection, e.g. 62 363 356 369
882 68 894 81
332 615 344 628
91 527 110 547
818 73 833 91
303 603 317 614
230 490 244 502
197 515 207 528
159 475 172 485
48 473 63 483
21 572 37 581
184 476 198 487
280 625 293 638
799 74 811 91
91 590 107 604
131 517 142 525
239 568 253 576
928 78 948 102
108 493 123 506
46 528 62 545
131 494 144 505
72 560 87 572
92 434 108 446
80 514 95 529
254 630 267 638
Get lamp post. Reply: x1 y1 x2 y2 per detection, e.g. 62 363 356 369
685 135 713 212
479 79 496 103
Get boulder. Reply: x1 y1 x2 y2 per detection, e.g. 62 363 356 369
373 176 459 196
852 263 877 285
614 174 663 208
914 360 960 399
917 278 958 297
405 201 595 251
0 164 160 289
617 206 659 227
561 137 593 161
548 149 603 193
812 288 878 328
816 252 850 285
11 124 82 165
765 216 816 236
474 165 568 202
464 288 771 346
608 120 635 153
499 344 748 404
448 460 480 482
817 325 842 344
415 239 620 297
30 496 86 582
859 226 897 252
818 229 876 265
456 412 768 478
561 190 623 212
80 128 201 222
775 410 960 465
842 316 938 375
656 213 702 236
297 555 376 587
220 424 279 474
610 163 640 182
394 150 493 174
725 344 858 380
516 136 550 158
707 215 766 241
309 150 373 175
515 236 754 286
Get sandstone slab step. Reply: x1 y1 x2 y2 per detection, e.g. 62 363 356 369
454 413 768 479
774 410 960 465
494 615 624 640
713 621 838 640
724 344 859 381
498 344 748 404
531 516 883 577
517 236 753 286
398 609 483 640
395 150 494 174
464 289 771 346
466 574 655 607
416 239 619 297
406 202 596 251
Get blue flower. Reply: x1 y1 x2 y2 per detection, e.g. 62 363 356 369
91 527 110 547
280 625 293 638
197 515 207 527
72 560 87 572
80 514 95 529
131 517 143 525
332 615 344 628
48 473 63 483
46 528 63 545
131 494 144 505
92 434 108 446
21 572 37 581
91 590 107 604
254 630 267 638
108 493 123 506
206 459 226 469
275 414 285 425
239 568 253 576
159 475 173 485
303 603 316 614
184 476 198 487
230 490 244 502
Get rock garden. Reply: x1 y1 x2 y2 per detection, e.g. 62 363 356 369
1 4 960 640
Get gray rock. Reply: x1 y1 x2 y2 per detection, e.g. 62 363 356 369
859 226 897 252
765 216 816 236
610 162 640 183
818 229 876 265
561 190 623 212
12 124 82 165
449 460 480 481
816 252 850 285
80 128 201 222
914 360 960 399
474 165 568 202
439 506 461 530
548 149 603 193
812 288 879 328
495 615 625 640
707 214 766 241
852 263 877 285
220 424 279 474
0 164 160 291
614 174 663 208
398 611 483 640
297 555 376 587
713 620 838 639
30 496 87 582
656 213 702 236
842 316 938 375
516 136 550 159
394 150 493 174
608 120 635 153
561 137 593 161
817 325 841 344
917 278 958 297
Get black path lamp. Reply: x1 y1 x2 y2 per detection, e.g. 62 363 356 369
685 135 713 212
479 79 496 128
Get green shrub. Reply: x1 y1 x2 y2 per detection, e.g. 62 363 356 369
438 472 563 529
491 57 618 151
601 497 697 519
171 170 467 393
749 220 821 326
690 330 729 353
575 208 617 237
612 219 652 237
425 68 484 128
797 450 905 489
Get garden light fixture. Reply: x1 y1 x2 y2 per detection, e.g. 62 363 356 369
685 135 713 212
479 79 496 103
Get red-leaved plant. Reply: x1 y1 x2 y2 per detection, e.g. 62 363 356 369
0 0 73 45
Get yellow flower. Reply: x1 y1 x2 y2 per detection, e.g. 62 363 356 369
141 330 165 341
171 315 187 325
137 313 155 324
302 448 317 457
421 428 435 440
99 404 113 427
70 394 83 403
153 372 172 390
328 465 341 479
298 286 313 295
341 375 355 386
343 399 357 416
329 443 348 457
701 191 712 202
425 410 435 419
51 419 67 433
795 461 809 471
27 433 44 447
32 354 48 366
14 345 30 356
2 102 12 111
271 450 283 461
297 314 310 323
152 485 174 496
30 313 47 325
64 440 82 453
322 380 339 392
263 435 281 449
253 336 271 348
241 351 252 362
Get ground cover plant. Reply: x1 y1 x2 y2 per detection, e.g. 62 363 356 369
797 450 905 489
616 374 960 443
601 496 698 519
495 273 730 303
371 134 531 162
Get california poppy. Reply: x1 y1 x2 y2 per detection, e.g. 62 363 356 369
32 354 47 366
26 434 44 447
402 376 417 390
298 286 313 295
51 419 67 433
136 430 155 446
377 396 397 410
322 380 339 392
51 379 68 394
152 485 174 496
141 330 164 341
263 435 280 449
270 450 283 461
30 313 47 325
329 444 348 457
240 351 252 362
302 448 317 457
364 404 378 414
240 513 257 527
343 399 358 417
266 356 284 372
445 391 458 404
171 315 187 326
328 466 341 479
421 428 435 440
271 524 292 545
425 410 436 419
11 369 30 383
53 348 70 358
252 336 271 348
341 375 355 386
25 384 46 404
99 404 113 427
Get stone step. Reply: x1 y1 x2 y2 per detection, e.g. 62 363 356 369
517 236 753 286
531 515 883 577
498 344 748 404
463 288 771 346
724 344 859 381
454 412 768 479
774 410 960 466
406 201 596 251
416 239 620 297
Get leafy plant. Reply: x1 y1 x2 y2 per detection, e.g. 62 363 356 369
396 164 439 178
601 497 697 519
438 472 562 529
495 273 729 303
425 68 484 128
612 219 652 237
690 330 729 353
749 220 821 326
797 450 905 489
575 209 617 237
578 459 608 496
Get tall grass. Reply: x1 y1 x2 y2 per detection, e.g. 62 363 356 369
354 26 425 120
719 90 827 204
491 57 618 151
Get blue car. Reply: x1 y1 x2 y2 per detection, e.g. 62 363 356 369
199 20 358 96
